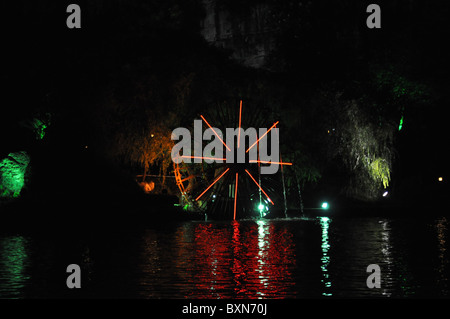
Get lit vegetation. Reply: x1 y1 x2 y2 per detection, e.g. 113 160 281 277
0 152 30 199
368 157 391 189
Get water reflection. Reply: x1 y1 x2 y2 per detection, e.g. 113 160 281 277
435 217 449 294
0 236 30 298
0 216 447 298
139 220 297 298
195 220 296 298
319 217 332 296
377 219 416 296
256 220 269 297
138 230 165 298
379 219 393 297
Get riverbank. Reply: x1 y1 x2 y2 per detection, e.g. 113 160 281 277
0 192 205 233
2 190 448 233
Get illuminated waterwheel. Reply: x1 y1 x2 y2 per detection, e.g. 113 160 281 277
173 99 292 220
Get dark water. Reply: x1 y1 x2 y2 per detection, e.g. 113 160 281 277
1 215 449 298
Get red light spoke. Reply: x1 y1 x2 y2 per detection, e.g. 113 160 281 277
195 168 230 201
234 173 238 220
249 160 292 166
245 169 274 205
200 115 231 152
246 121 279 153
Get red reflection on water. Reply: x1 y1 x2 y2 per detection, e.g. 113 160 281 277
185 220 296 298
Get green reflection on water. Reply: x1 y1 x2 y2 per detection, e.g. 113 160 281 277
0 236 30 298
319 217 332 296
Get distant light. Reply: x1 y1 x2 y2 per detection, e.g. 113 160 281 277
151 134 154 138
258 203 268 217
258 203 268 212
438 177 443 182
382 191 389 197
321 202 329 209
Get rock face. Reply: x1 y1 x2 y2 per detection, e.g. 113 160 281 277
0 151 30 198
200 0 277 69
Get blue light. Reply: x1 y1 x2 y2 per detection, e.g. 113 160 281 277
321 202 329 209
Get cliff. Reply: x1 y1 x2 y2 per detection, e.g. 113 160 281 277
200 0 278 69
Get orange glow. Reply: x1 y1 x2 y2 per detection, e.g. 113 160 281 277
238 100 242 149
195 168 230 201
245 169 274 205
200 115 231 152
246 121 279 153
234 173 239 220
181 155 226 161
249 160 292 166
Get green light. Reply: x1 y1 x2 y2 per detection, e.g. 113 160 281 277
174 203 190 211
257 203 269 217
38 124 47 140
31 115 50 140
321 202 329 209
398 115 404 131
0 152 30 199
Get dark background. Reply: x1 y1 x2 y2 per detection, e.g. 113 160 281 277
1 0 449 215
